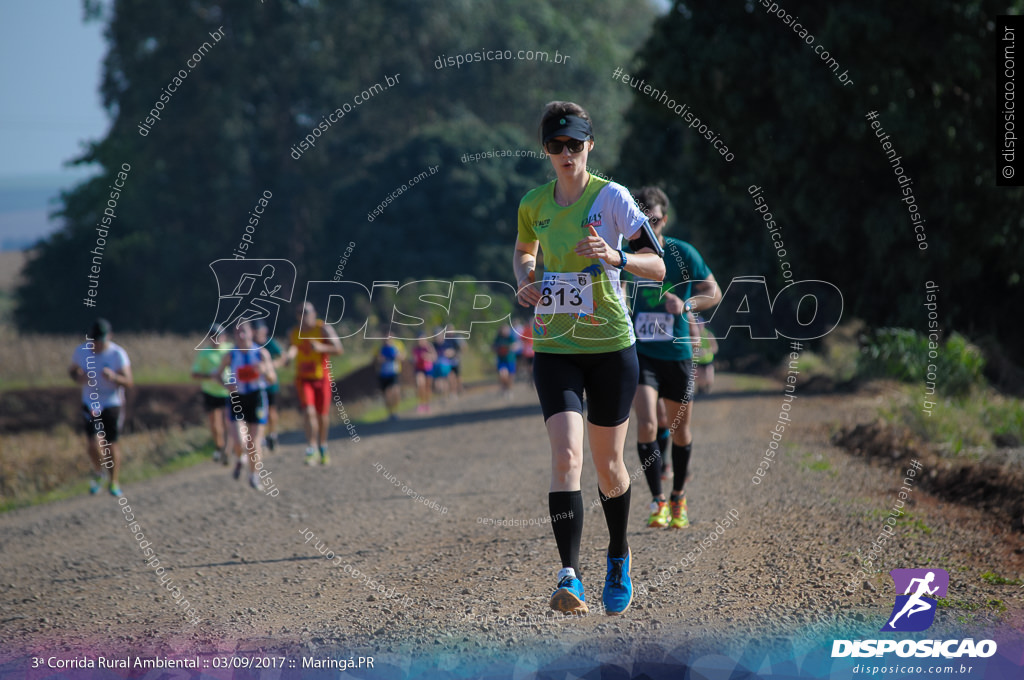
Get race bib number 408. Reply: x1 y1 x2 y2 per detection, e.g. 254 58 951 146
536 272 594 316
635 312 675 342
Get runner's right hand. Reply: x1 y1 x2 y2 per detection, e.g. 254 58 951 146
517 270 540 307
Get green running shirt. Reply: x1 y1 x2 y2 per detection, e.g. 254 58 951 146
629 236 712 362
517 174 648 354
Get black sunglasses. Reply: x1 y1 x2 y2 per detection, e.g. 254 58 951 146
544 138 588 155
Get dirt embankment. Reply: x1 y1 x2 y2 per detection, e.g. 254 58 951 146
833 420 1024 533
0 362 409 435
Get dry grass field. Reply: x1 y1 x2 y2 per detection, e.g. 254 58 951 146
0 250 26 290
0 326 208 389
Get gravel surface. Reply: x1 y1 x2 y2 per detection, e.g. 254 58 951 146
2 375 1022 672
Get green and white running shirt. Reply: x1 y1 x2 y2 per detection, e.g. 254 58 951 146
517 174 647 354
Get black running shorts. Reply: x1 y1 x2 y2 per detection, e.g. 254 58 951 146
201 391 228 412
81 405 123 443
637 354 695 404
229 391 268 425
532 345 639 427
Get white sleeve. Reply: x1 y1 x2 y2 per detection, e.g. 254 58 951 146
610 183 647 240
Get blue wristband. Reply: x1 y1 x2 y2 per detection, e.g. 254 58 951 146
615 249 627 270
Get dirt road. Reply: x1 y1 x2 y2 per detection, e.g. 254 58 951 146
2 375 1022 676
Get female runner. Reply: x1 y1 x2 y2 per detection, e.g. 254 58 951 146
513 101 664 615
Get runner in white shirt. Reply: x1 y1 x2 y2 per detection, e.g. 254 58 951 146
69 318 133 497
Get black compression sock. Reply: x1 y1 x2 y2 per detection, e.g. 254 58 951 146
598 485 631 558
549 491 584 577
638 442 662 498
672 442 693 494
657 428 671 467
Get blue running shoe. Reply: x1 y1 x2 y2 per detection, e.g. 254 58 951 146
89 473 103 495
549 567 588 615
602 549 632 615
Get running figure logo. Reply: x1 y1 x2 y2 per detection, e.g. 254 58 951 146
880 568 948 632
197 259 296 350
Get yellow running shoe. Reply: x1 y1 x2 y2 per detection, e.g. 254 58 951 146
669 494 689 529
647 500 670 528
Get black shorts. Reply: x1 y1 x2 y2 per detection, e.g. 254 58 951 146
533 345 639 427
265 389 277 407
81 405 123 443
637 354 695 404
379 375 399 391
201 392 228 412
229 391 268 425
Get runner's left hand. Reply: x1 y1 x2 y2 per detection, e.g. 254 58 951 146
663 293 685 315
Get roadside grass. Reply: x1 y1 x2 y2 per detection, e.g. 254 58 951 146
790 320 862 383
792 320 1024 458
726 374 778 392
0 424 212 513
937 597 1007 614
2 386 432 514
798 451 833 473
0 328 199 389
859 507 934 535
0 326 387 390
980 571 1024 586
0 326 495 391
851 323 1024 454
877 384 1024 458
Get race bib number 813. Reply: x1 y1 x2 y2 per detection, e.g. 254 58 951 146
536 272 594 316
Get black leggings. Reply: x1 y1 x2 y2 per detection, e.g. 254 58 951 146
532 345 639 427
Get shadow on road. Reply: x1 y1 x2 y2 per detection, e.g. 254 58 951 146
179 555 324 570
271 386 787 445
691 388 786 402
320 402 546 440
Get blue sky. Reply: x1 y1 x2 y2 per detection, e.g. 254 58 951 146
0 0 108 180
0 0 107 248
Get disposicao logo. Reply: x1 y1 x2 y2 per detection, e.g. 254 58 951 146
831 568 997 659
882 568 948 632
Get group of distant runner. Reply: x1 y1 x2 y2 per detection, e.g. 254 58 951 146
189 300 344 487
373 332 465 419
70 97 723 622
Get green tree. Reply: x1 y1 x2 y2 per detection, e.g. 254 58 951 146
15 0 657 334
614 1 1024 362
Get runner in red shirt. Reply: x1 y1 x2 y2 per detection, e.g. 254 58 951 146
283 302 343 465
